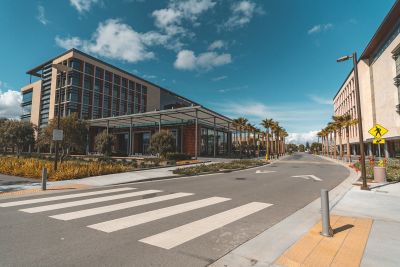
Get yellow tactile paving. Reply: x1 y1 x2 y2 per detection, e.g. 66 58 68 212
330 218 372 267
275 216 341 267
0 184 90 196
275 215 373 267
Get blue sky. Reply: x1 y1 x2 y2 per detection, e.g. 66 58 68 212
0 0 396 143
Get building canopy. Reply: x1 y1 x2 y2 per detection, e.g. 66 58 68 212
88 106 233 131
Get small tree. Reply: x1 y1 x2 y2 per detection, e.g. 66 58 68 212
299 144 305 152
40 113 88 157
149 131 176 159
94 130 116 157
0 120 35 155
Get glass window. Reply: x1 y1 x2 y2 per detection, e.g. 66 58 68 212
114 74 120 85
104 82 111 95
95 67 103 79
22 104 31 115
83 75 92 90
69 59 82 70
22 91 33 103
122 78 127 88
207 129 214 156
94 79 102 93
129 80 135 90
82 90 90 105
142 86 147 94
84 63 94 75
105 71 112 82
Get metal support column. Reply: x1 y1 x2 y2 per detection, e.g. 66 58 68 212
228 122 231 156
129 118 133 156
213 117 216 158
195 109 198 159
159 115 162 132
106 120 109 135
181 121 184 153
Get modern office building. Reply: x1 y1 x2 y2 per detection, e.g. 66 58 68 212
21 48 232 157
333 0 400 158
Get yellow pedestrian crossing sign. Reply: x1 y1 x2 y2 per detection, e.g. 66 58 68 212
373 138 385 144
368 124 388 138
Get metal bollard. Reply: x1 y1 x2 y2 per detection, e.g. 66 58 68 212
320 189 333 237
41 167 47 191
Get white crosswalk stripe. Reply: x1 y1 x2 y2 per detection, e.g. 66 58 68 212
87 197 231 233
20 190 161 213
4 187 274 250
139 202 272 249
50 192 193 221
0 187 135 207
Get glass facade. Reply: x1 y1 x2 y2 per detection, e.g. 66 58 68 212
200 127 228 156
53 57 149 121
21 90 33 121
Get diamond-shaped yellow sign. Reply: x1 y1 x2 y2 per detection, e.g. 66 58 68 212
368 124 388 138
373 138 385 144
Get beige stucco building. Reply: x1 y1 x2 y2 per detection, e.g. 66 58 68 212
333 0 400 158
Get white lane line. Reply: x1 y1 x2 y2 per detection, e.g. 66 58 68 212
19 190 161 213
291 175 322 181
88 197 230 233
140 202 272 249
255 170 276 174
0 187 135 207
50 192 194 221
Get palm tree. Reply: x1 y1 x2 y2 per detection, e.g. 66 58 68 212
322 127 330 156
342 114 358 162
274 123 282 157
332 115 346 160
281 129 288 155
317 131 323 155
233 117 248 157
261 118 274 160
328 122 338 159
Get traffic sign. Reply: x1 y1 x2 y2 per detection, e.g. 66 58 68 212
373 138 385 144
52 129 64 141
368 124 388 138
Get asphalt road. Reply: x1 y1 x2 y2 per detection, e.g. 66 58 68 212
0 153 349 267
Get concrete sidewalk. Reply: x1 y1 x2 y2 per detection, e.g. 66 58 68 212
211 159 400 267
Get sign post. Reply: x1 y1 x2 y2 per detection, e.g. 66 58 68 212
368 124 388 158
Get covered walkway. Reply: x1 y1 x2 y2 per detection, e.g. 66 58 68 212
87 106 233 158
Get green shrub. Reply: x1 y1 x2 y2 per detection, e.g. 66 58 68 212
165 152 191 161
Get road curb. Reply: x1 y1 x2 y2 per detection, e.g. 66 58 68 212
209 155 359 267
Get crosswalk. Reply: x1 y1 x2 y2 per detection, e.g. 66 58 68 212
0 186 273 250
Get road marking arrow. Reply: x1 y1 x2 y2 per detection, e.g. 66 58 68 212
255 170 276 174
291 175 322 181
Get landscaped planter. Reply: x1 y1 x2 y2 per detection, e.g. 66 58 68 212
373 166 386 183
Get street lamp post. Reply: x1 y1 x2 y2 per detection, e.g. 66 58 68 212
337 52 369 190
52 64 72 171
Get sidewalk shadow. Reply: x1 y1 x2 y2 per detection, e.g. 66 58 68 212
333 224 354 234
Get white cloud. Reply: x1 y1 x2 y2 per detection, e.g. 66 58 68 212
152 0 216 48
212 75 228 81
217 85 247 93
36 5 49 25
174 50 232 71
69 0 99 13
309 95 332 105
208 40 225 50
55 19 159 63
0 90 22 119
307 23 333 35
287 131 318 145
223 1 264 30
